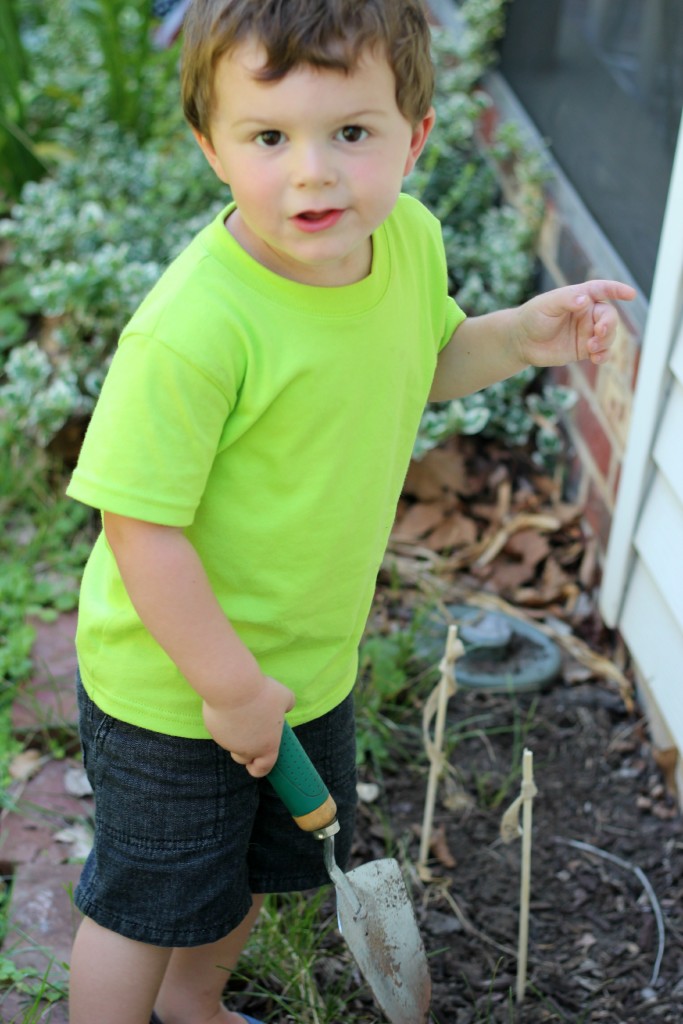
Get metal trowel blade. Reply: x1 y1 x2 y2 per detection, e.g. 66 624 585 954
335 857 431 1024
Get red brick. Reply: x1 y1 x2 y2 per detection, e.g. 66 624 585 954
0 759 92 868
12 613 78 733
631 341 642 390
0 812 67 869
577 356 599 390
572 395 613 481
583 481 613 551
478 101 499 145
2 861 81 1020
611 462 622 503
547 364 571 388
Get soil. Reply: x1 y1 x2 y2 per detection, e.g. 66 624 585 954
261 437 683 1024
351 677 683 1024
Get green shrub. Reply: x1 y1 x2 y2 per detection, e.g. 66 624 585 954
0 2 47 201
406 12 557 465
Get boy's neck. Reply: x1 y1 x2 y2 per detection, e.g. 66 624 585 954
225 207 373 287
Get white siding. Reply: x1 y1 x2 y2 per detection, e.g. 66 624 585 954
601 114 683 787
653 345 683 504
620 560 683 744
633 472 683 626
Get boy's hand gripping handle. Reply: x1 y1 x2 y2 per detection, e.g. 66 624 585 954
267 722 339 837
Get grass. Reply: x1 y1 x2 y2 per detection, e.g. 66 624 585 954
0 938 69 1024
0 455 94 779
232 890 364 1023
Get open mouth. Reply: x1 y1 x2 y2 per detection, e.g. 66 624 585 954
293 208 344 232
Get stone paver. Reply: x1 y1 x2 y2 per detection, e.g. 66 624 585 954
1 758 93 866
3 614 83 1023
12 612 79 734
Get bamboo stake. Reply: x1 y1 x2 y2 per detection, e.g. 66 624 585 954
499 748 538 999
516 749 537 1002
419 624 464 878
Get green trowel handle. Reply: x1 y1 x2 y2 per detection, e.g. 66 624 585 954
268 722 338 833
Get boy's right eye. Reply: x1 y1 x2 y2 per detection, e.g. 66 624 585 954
256 130 285 147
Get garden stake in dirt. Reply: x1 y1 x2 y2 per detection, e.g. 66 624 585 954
500 747 538 1003
419 624 464 879
267 723 431 1024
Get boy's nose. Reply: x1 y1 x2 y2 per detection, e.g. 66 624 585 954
290 143 337 188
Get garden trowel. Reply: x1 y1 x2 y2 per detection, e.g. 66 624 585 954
268 723 431 1024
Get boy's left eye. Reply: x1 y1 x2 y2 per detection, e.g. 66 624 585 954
337 125 368 143
256 130 285 147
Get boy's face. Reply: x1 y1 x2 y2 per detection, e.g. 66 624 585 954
195 40 434 287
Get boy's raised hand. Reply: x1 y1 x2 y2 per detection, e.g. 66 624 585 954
432 279 637 402
514 280 637 369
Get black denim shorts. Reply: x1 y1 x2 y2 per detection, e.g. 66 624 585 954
75 675 357 947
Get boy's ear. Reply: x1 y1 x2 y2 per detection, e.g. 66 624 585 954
192 128 230 185
403 106 436 176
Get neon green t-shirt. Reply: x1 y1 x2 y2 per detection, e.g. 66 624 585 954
67 194 465 737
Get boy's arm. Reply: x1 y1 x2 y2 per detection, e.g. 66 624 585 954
103 511 295 777
430 280 636 401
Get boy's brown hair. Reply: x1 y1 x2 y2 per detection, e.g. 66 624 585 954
181 0 434 139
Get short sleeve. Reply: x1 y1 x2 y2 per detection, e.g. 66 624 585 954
440 295 467 351
67 335 233 526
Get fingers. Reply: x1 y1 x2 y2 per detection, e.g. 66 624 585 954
230 738 280 775
245 756 277 779
529 280 635 327
572 279 637 307
567 281 634 365
230 748 277 776
584 301 618 364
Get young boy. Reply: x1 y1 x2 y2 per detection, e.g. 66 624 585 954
66 1 635 1022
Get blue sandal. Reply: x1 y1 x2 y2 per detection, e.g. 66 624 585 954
150 1013 264 1024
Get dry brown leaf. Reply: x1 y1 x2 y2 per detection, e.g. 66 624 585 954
652 747 678 798
513 584 570 608
392 502 449 543
476 513 561 568
556 540 585 567
429 824 457 869
424 511 479 552
551 501 584 526
404 446 475 500
494 478 512 520
54 824 93 860
470 501 504 524
404 458 448 502
505 528 551 567
9 749 44 782
542 555 572 590
64 766 93 798
488 560 537 593
579 537 599 589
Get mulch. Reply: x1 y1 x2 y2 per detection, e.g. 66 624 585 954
313 436 683 1023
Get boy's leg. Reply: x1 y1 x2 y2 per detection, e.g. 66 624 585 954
69 915 172 1024
153 895 265 1024
69 899 263 1024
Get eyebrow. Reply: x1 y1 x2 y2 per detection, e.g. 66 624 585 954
231 109 389 128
